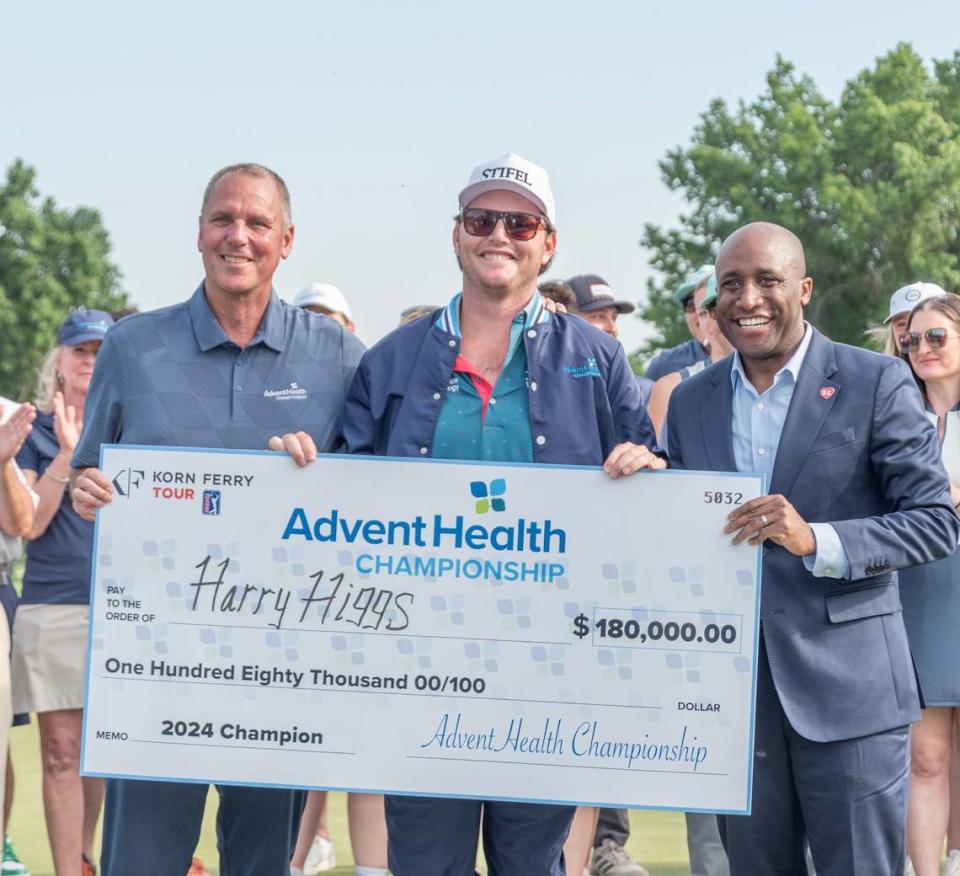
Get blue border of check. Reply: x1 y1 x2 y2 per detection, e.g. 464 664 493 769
80 444 766 816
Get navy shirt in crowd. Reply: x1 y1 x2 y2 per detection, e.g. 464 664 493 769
17 412 95 605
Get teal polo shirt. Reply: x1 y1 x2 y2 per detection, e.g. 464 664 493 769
432 292 549 463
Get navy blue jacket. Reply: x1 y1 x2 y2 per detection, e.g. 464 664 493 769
339 310 658 464
666 329 960 741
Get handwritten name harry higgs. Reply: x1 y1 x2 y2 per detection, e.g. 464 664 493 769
420 712 709 772
185 507 569 630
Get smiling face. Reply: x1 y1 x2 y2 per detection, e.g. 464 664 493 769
906 307 960 385
694 286 734 360
715 223 811 374
580 306 619 339
890 311 911 355
197 171 294 304
453 190 556 300
59 340 101 399
684 291 706 344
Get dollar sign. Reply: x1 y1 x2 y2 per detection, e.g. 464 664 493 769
572 613 590 639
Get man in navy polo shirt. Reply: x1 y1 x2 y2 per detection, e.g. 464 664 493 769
338 153 664 875
644 266 712 382
70 163 365 876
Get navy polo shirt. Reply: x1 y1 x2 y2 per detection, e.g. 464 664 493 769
74 284 365 466
17 413 95 604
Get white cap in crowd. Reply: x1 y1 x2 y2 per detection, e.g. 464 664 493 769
458 152 556 226
293 283 353 321
884 281 948 323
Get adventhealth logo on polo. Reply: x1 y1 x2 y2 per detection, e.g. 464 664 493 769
263 382 307 401
561 358 601 379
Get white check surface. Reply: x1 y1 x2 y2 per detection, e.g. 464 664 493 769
81 446 763 813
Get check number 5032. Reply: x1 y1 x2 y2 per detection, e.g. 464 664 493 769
703 491 743 505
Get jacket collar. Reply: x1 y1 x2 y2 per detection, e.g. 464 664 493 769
702 326 837 484
437 289 550 338
768 327 839 496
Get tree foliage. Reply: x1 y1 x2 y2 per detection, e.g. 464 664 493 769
0 159 128 399
638 44 960 357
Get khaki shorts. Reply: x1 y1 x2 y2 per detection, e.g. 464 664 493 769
11 603 89 713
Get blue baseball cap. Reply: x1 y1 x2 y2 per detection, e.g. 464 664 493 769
673 264 715 304
58 309 114 346
701 274 719 310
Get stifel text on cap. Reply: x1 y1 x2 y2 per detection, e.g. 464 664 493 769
482 166 531 184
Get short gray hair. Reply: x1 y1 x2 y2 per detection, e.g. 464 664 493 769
201 163 292 226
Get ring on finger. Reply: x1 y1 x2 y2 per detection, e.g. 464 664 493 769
760 514 769 526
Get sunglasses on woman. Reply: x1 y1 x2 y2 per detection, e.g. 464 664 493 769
899 327 960 353
459 208 551 241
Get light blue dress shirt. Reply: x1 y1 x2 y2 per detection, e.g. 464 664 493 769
730 323 850 579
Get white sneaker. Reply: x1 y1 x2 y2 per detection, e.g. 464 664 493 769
589 838 650 876
303 835 336 875
942 849 960 876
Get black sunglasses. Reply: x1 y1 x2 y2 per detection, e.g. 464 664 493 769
899 327 960 353
682 296 696 314
459 208 550 241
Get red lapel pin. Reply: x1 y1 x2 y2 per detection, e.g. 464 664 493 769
819 386 836 400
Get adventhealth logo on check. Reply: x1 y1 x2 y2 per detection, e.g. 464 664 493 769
281 478 565 554
471 479 506 514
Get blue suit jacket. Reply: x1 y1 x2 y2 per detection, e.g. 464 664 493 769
666 329 960 742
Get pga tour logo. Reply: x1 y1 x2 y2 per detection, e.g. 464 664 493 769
202 490 221 515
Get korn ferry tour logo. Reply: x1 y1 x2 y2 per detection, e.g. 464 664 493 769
111 468 144 497
280 474 567 584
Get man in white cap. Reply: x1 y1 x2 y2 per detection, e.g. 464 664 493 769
294 282 356 333
339 152 663 875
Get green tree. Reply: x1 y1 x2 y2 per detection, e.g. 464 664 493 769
637 43 960 360
0 159 128 399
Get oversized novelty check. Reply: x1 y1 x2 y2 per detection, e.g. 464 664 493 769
81 446 763 814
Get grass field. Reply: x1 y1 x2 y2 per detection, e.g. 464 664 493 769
6 719 694 875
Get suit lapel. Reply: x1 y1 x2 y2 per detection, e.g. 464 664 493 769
702 359 737 472
769 330 840 497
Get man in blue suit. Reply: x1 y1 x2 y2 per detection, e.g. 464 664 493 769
665 222 960 875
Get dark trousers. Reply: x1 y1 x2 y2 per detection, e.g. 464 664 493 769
100 778 301 876
594 807 630 846
385 794 575 876
718 639 909 876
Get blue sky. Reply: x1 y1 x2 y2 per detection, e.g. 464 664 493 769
3 0 960 351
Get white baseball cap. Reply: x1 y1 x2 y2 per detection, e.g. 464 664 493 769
884 281 948 323
293 283 352 321
458 152 556 226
